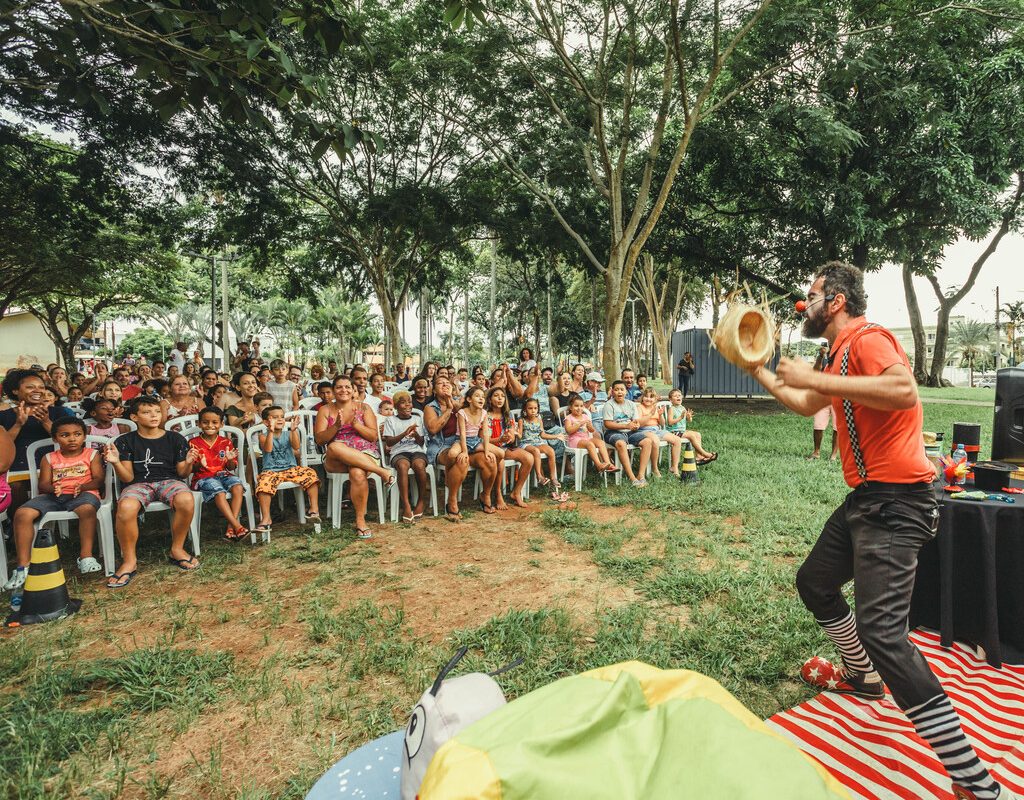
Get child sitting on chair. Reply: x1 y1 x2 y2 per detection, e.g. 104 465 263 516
253 406 321 536
382 391 427 523
6 418 104 591
88 398 130 439
189 406 248 541
105 395 198 588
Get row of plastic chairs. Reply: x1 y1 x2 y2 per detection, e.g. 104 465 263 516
0 435 203 584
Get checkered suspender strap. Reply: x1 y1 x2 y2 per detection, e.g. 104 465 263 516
839 323 880 484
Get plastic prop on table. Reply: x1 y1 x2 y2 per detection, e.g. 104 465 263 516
939 452 969 485
418 661 851 800
950 491 1015 503
1002 487 1024 494
401 647 518 800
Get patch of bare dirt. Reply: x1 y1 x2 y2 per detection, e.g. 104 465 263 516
371 504 639 639
45 501 643 799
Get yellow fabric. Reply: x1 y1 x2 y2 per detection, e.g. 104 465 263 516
580 662 849 798
24 569 65 592
418 739 502 800
30 545 59 564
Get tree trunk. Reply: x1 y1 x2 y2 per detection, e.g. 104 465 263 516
901 264 928 384
711 276 723 328
927 304 953 387
601 272 624 379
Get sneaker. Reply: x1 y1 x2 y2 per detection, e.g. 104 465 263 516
77 557 102 574
799 656 885 700
4 566 27 591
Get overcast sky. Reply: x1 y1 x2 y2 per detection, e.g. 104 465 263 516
689 231 1024 333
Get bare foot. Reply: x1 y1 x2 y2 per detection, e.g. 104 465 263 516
513 495 528 508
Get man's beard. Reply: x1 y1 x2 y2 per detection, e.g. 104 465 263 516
802 306 830 338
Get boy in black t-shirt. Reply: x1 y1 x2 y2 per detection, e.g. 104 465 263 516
105 396 199 588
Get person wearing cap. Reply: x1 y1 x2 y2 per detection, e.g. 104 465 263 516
579 371 608 435
579 371 607 406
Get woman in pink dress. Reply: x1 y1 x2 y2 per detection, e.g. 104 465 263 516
314 375 393 539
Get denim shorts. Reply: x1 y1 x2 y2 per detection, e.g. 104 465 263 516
195 474 243 503
22 492 100 515
604 430 648 447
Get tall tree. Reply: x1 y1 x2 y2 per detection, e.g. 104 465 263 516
632 254 705 383
441 0 835 377
182 0 485 367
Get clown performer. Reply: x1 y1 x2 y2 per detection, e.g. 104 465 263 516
747 261 1012 800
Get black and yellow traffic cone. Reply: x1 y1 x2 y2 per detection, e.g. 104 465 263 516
679 442 700 485
5 526 81 627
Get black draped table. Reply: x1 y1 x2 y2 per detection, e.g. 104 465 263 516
910 481 1024 667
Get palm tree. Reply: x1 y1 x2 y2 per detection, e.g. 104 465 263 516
315 288 380 365
1001 301 1024 366
950 320 993 387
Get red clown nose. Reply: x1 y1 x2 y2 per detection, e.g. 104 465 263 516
794 300 807 313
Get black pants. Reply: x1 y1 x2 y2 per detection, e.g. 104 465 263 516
678 373 690 396
795 482 942 709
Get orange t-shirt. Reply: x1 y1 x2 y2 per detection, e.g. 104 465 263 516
826 318 934 487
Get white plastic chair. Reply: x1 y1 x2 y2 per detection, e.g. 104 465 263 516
181 425 258 543
286 409 323 466
112 417 138 432
246 424 309 536
0 507 8 588
299 396 321 410
557 407 610 492
25 439 117 576
380 414 438 521
325 445 387 530
109 459 204 557
166 414 199 434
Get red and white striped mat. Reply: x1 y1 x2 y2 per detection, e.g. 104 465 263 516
767 630 1024 800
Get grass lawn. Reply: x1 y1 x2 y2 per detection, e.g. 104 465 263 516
0 389 996 799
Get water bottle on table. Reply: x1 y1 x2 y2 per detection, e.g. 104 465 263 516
952 442 967 485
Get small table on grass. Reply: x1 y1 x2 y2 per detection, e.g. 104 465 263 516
910 479 1024 667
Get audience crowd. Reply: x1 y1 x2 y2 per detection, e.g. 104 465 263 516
0 342 715 592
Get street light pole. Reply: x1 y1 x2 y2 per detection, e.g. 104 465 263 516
221 256 230 369
210 257 216 364
995 286 1000 371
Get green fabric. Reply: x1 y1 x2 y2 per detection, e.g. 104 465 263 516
450 670 843 800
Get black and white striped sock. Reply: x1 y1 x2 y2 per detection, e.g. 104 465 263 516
817 611 878 680
907 694 1000 799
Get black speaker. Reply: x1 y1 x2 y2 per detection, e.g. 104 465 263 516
992 367 1024 464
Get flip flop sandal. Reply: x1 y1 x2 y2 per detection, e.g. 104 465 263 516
252 522 272 535
401 515 415 523
355 528 373 539
106 570 137 589
167 555 199 572
225 526 249 542
445 505 462 522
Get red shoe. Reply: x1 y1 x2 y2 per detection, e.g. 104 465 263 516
800 656 885 700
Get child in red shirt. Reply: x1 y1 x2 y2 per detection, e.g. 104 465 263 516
189 407 247 540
